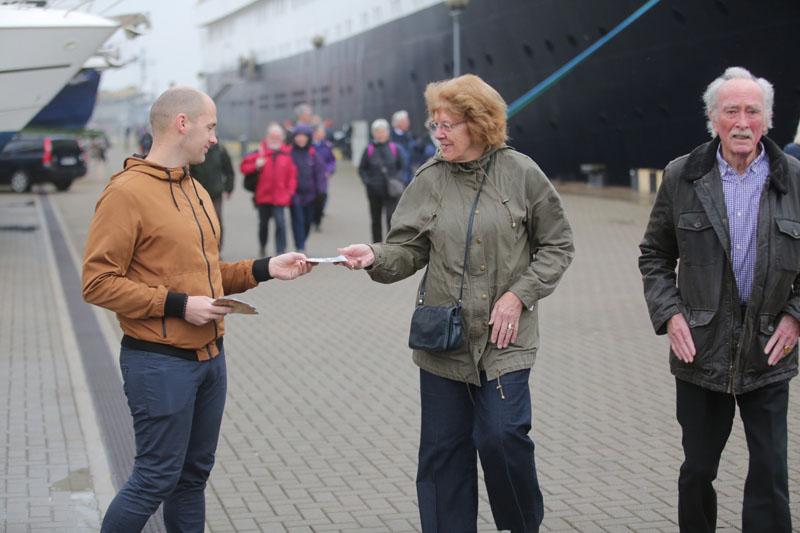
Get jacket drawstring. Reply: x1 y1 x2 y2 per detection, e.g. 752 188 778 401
479 162 515 228
188 167 219 242
165 167 180 211
496 370 506 400
456 154 515 228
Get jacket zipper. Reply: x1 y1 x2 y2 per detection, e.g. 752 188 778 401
727 280 737 394
161 317 167 339
179 181 219 340
727 183 769 393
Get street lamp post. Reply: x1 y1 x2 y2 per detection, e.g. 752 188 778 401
311 34 325 115
445 0 469 77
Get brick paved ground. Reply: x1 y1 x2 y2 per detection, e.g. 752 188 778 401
0 197 101 532
3 143 798 531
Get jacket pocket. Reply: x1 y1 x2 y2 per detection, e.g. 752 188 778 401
673 307 717 374
775 218 800 271
685 307 715 328
677 211 718 266
748 313 779 375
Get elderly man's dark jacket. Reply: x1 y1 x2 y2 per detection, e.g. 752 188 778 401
639 136 800 394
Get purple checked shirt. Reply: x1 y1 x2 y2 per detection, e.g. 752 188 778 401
717 143 770 305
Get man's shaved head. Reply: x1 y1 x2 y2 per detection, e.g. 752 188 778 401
145 86 218 167
150 86 212 135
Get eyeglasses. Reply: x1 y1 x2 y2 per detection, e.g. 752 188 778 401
426 120 466 133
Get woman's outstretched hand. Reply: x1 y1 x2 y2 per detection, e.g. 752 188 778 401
336 244 375 270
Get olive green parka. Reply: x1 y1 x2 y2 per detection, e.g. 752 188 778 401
368 146 574 385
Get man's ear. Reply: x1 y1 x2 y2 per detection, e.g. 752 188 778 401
176 113 188 134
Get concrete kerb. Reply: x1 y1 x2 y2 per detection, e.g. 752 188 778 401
39 194 116 515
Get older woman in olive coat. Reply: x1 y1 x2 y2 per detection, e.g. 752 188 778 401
338 74 573 532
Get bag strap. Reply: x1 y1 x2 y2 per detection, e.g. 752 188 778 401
367 142 396 160
417 153 494 306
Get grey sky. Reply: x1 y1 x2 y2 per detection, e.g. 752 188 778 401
83 0 203 96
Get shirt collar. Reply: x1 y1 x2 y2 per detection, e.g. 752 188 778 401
716 142 766 178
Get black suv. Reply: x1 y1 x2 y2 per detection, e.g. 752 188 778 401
0 133 87 193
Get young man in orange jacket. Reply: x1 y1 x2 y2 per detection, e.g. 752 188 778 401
82 86 314 532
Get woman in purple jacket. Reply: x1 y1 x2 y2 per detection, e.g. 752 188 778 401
288 124 326 252
311 122 337 231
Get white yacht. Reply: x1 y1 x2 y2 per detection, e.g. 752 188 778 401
0 4 120 148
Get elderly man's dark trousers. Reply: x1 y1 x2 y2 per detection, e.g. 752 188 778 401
675 377 791 532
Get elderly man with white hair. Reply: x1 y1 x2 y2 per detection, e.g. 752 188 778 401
357 118 404 242
639 66 800 532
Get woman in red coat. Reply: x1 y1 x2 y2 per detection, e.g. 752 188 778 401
240 123 297 256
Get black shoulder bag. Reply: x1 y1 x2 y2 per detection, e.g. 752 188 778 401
408 156 491 352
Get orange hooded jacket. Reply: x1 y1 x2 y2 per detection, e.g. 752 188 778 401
82 157 266 361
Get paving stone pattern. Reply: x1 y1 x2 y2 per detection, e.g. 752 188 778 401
0 198 101 532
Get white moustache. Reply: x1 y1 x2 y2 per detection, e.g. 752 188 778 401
730 129 753 140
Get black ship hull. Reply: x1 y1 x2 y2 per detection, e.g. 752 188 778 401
205 0 800 185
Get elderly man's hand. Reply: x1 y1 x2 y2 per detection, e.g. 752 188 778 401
268 252 314 280
765 314 800 366
667 313 696 363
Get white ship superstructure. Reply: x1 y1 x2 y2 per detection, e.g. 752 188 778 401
196 0 442 78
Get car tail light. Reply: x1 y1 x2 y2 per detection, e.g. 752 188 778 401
42 137 52 168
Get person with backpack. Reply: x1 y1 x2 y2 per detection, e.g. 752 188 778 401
240 123 297 257
358 118 405 242
288 124 326 252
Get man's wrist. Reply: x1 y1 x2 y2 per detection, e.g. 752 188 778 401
253 257 273 282
165 292 189 318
